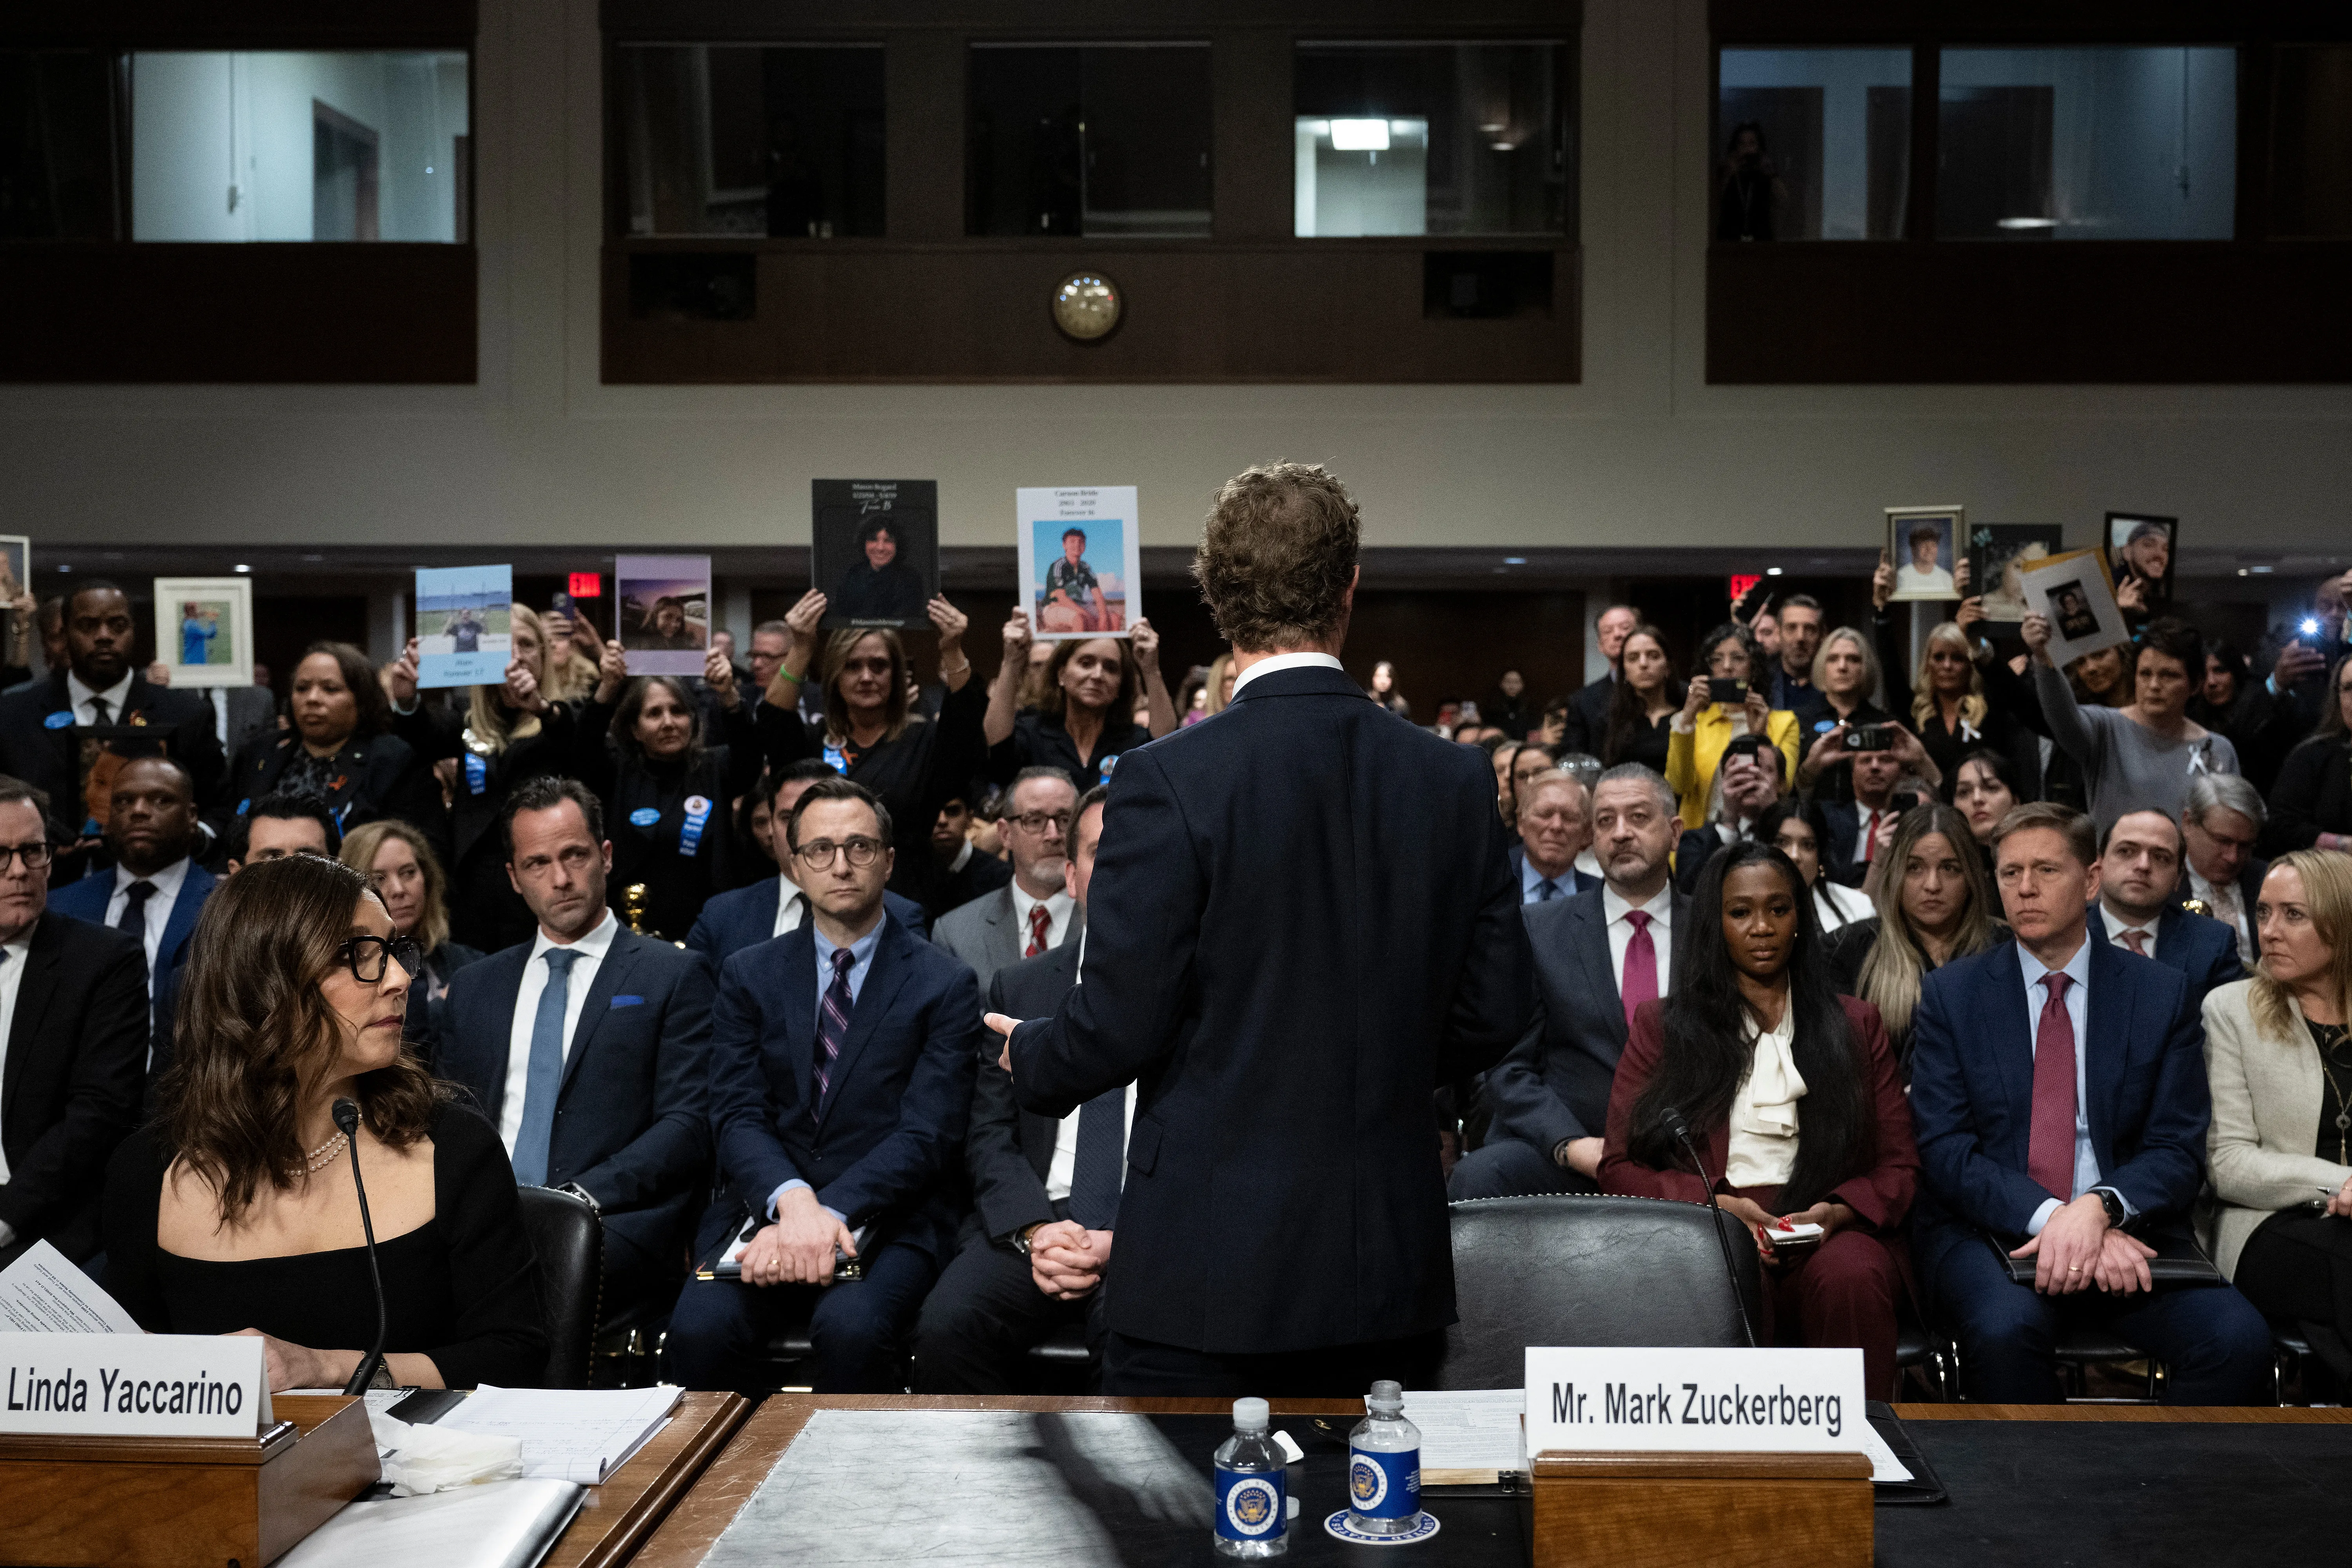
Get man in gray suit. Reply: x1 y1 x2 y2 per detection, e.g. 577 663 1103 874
932 767 1083 990
1452 763 1686 1200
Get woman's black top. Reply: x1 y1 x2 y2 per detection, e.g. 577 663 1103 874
2266 736 2352 857
1822 915 2010 1011
392 700 578 951
101 1103 546 1391
1602 711 1674 775
756 679 989 911
2312 1019 2352 1167
829 559 928 624
988 708 1153 791
574 699 762 943
225 728 446 859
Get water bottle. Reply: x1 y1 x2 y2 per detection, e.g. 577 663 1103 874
1346 1380 1423 1535
1212 1397 1287 1557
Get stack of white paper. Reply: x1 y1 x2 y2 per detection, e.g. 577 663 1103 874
1403 1388 1529 1483
439 1384 684 1483
0 1239 140 1333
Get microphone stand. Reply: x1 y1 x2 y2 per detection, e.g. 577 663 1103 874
1661 1106 1758 1348
334 1097 392 1396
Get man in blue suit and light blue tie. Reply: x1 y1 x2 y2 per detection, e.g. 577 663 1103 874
1909 801 2270 1404
668 777 982 1394
1507 770 1601 904
437 777 714 1321
2087 808 2243 1019
683 760 927 965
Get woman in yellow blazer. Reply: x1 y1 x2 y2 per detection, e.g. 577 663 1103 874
2205 849 2352 1379
1665 621 1800 832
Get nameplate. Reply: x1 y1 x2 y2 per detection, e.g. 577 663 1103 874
1524 1347 1864 1454
0 1332 270 1437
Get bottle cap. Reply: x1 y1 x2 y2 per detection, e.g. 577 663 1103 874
1367 1379 1403 1411
1233 1397 1270 1431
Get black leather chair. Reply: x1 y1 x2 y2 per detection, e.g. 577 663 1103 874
517 1186 603 1390
1433 1195 1763 1389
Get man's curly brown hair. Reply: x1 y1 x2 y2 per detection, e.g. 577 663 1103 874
1191 462 1361 652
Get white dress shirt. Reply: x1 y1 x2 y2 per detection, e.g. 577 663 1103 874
2189 868 2254 967
103 857 191 993
0 928 31 1191
499 911 621 1155
66 671 134 727
2018 937 2132 1236
1725 1004 1807 1189
1602 884 1674 1000
1009 882 1076 954
771 878 809 938
1227 651 1344 699
2100 902 2160 962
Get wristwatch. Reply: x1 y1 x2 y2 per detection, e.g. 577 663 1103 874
554 1181 601 1219
2091 1186 2128 1229
1011 1223 1044 1256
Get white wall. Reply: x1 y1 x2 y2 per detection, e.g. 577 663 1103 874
25 1 2352 571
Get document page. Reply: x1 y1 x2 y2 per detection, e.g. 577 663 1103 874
0 1239 141 1334
1403 1388 1528 1483
439 1384 684 1483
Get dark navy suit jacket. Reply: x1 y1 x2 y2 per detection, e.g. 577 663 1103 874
704 911 980 1264
1007 664 1535 1354
683 877 927 967
50 862 214 1068
438 926 715 1272
2087 904 2243 1022
1506 844 1600 902
1908 936 2209 1279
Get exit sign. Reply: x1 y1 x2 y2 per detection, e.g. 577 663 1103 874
1728 573 1762 605
568 572 602 598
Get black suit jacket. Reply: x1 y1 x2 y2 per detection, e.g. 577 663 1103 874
970 943 1083 1241
1558 674 1615 757
1007 664 1535 1354
1485 884 1689 1156
0 913 149 1263
437 927 715 1272
0 673 225 839
220 727 446 855
2088 904 2244 1022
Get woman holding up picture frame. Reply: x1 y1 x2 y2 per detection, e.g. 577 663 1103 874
2025 607 2240 832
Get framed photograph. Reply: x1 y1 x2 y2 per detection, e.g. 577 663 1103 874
615 554 712 677
0 535 27 657
413 565 513 689
2020 549 2130 668
2106 512 2177 606
1966 523 2067 628
153 576 253 688
813 479 938 630
1886 505 1965 602
1016 486 1140 639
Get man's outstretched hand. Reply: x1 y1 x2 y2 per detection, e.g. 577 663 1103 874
985 1013 1022 1074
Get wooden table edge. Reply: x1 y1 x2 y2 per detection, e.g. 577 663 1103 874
544 1391 752 1568
1890 1403 2352 1423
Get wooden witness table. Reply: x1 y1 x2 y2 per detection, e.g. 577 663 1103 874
538 1390 752 1568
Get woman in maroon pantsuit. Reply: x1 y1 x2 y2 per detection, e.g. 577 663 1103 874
1601 838 1919 1393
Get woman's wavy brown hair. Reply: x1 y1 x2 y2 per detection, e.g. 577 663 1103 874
1037 637 1142 723
820 627 911 746
159 855 446 1223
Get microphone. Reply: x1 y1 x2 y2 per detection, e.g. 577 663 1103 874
1660 1106 1757 1348
334 1097 392 1397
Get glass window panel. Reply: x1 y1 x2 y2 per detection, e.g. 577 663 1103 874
1715 48 1912 240
2271 45 2352 238
1937 47 2235 240
1294 41 1572 238
617 45 883 238
965 44 1211 238
130 51 469 241
0 49 119 239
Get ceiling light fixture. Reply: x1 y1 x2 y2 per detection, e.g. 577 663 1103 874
1330 119 1390 152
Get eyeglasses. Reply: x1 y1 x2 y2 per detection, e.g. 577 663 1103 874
794 836 885 870
0 840 53 872
339 934 421 985
1004 811 1068 837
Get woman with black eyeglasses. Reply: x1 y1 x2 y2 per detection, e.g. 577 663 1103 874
103 855 545 1390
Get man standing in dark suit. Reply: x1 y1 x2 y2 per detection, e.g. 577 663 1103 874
1909 802 2270 1404
1455 764 1684 1200
1559 603 1641 757
0 582 224 882
437 778 714 1320
1507 771 1601 904
684 761 927 965
2089 809 2243 1018
2179 774 2267 970
992 463 1535 1396
0 777 149 1267
49 757 214 1060
915 784 1116 1392
670 778 981 1394
1820 745 1911 887
932 768 1083 991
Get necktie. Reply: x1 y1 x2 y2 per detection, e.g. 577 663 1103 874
88 696 110 726
1067 1087 1127 1230
1537 878 1562 902
1025 902 1052 958
2027 972 2078 1202
116 879 154 937
511 947 580 1187
1864 809 1887 861
814 947 856 1114
1621 909 1659 1030
2122 929 2149 956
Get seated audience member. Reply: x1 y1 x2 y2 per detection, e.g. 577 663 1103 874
1820 740 1933 887
1951 748 2026 871
915 786 1118 1392
1766 595 1831 733
51 756 214 1043
926 792 1013 920
670 778 981 1394
986 614 1175 790
2204 851 2352 1377
1674 735 1786 895
1667 622 1800 832
1454 765 1682 1200
340 819 484 1055
1825 806 2005 1065
685 761 928 965
103 855 544 1389
1908 803 2271 1405
1601 840 1918 1393
1511 770 1600 904
1790 627 1893 807
933 768 1083 991
2028 615 2239 831
2089 809 2243 1017
224 641 443 851
227 790 340 871
1598 625 1681 775
437 778 713 1321
0 777 147 1267
2180 774 2269 970
1758 799 1872 934
2265 652 2352 858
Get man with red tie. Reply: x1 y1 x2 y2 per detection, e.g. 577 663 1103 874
931 768 1082 992
1908 802 2270 1403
